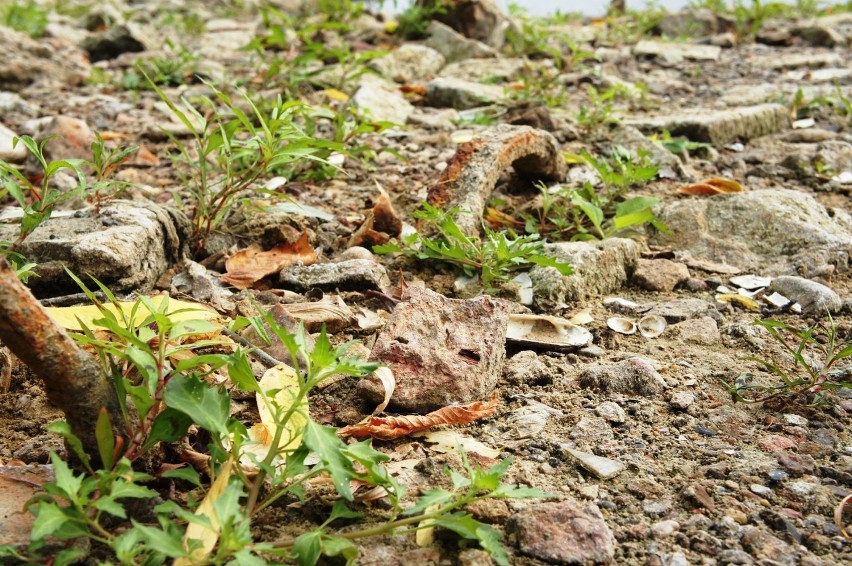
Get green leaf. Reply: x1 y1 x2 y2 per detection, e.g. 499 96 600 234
321 535 358 564
612 207 655 232
131 521 191 558
95 408 115 470
94 496 128 519
31 503 71 540
325 500 363 525
404 488 453 516
302 420 354 500
292 530 322 566
50 452 83 499
46 421 92 472
142 408 194 451
161 466 202 487
615 196 659 217
227 350 260 392
526 254 573 275
110 479 159 500
163 373 230 436
432 513 509 566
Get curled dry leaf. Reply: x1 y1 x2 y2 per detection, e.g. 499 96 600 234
413 430 501 458
339 396 498 440
371 366 396 416
835 493 851 539
222 231 316 289
678 177 744 196
175 459 234 566
348 184 402 248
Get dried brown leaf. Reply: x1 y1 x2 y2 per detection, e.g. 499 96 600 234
339 396 498 440
705 177 744 192
223 231 316 289
678 177 744 196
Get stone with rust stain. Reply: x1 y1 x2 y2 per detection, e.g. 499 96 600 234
426 124 567 237
358 286 510 412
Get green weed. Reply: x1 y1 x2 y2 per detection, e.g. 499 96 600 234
0 0 48 38
375 202 573 289
728 317 852 406
0 277 546 564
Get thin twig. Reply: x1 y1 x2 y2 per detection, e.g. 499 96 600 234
222 328 283 368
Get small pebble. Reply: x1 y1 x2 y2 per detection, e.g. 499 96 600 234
651 519 680 538
595 401 627 424
669 391 696 410
750 484 772 496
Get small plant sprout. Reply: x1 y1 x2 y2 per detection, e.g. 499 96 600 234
728 317 852 406
375 203 573 290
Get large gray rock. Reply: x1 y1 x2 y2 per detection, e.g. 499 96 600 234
81 24 147 62
0 200 188 297
424 21 498 63
530 238 639 306
625 104 790 146
634 40 721 64
352 75 415 125
653 189 852 274
0 25 89 91
424 77 506 110
440 57 527 83
368 44 446 83
767 276 843 315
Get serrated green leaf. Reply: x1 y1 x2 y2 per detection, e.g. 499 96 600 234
161 466 202 487
163 374 230 436
292 530 322 566
302 420 354 500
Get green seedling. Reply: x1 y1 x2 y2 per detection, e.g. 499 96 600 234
728 317 852 406
1 277 547 565
0 0 48 38
375 203 573 289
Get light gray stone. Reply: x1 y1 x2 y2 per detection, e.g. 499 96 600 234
634 40 721 64
0 25 89 91
368 44 446 83
760 52 844 70
625 104 790 146
669 390 696 410
564 448 625 479
595 401 627 423
279 259 391 293
352 75 415 125
424 77 506 109
633 258 690 292
0 125 27 163
440 57 527 83
653 188 852 274
530 238 639 306
767 276 842 314
579 357 667 396
0 200 188 297
672 316 721 345
424 21 498 63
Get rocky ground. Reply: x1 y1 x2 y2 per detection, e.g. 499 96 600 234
0 0 851 564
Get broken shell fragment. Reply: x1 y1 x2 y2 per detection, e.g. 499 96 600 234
729 274 771 290
506 314 592 350
638 315 667 339
603 297 649 315
764 292 791 308
606 317 638 335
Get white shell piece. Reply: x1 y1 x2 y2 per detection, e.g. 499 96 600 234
511 273 534 306
791 303 802 314
569 307 594 325
792 118 815 129
603 297 646 314
729 274 772 289
606 317 638 335
507 314 593 350
737 287 763 298
764 292 791 308
716 285 734 294
638 314 667 339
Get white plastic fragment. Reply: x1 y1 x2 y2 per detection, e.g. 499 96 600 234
563 447 625 480
764 292 791 308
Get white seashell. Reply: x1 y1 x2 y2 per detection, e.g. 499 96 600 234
729 274 772 290
716 285 734 294
638 315 667 339
511 273 534 306
569 307 594 325
607 317 637 335
507 314 592 350
764 292 791 308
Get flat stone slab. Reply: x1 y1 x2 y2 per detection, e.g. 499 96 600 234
439 57 527 83
0 200 188 297
0 465 53 548
759 52 844 70
634 40 721 62
424 77 506 110
529 238 640 306
352 75 415 125
368 44 446 84
625 103 790 146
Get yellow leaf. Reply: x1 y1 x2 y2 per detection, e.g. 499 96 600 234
253 365 308 457
176 459 234 565
416 503 441 547
324 88 350 102
46 295 218 331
